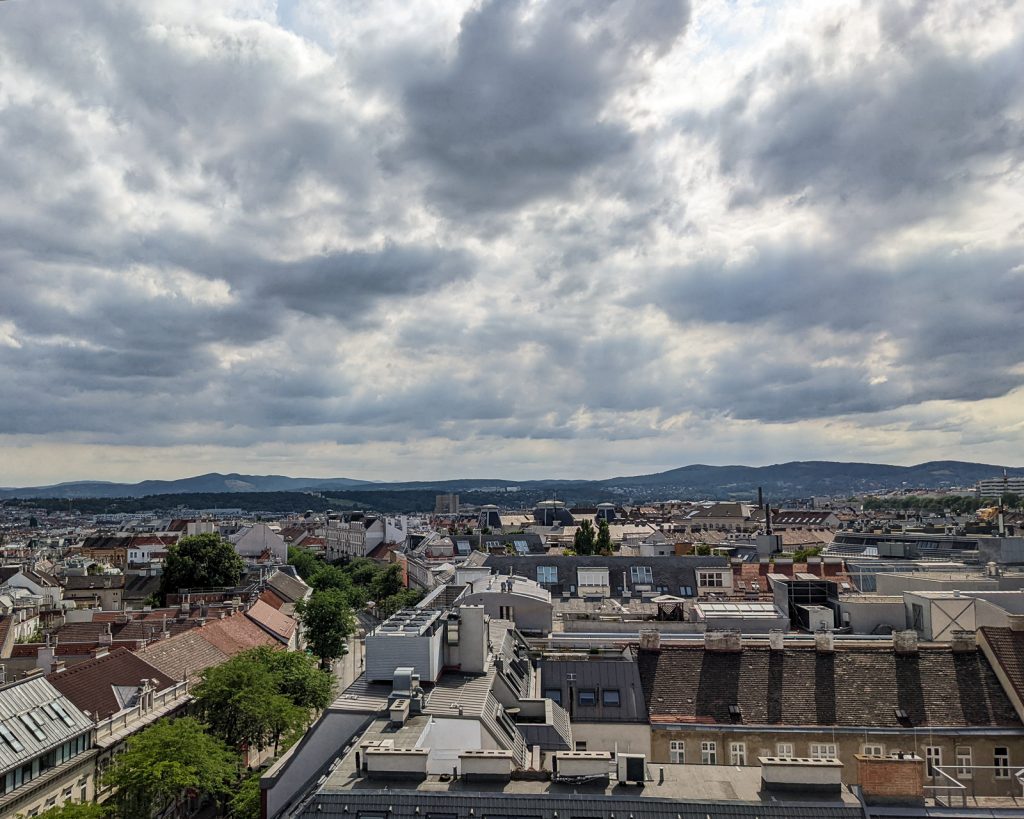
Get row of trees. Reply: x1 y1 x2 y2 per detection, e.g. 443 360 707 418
862 494 1020 515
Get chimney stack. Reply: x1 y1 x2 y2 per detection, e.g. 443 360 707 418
893 630 918 655
815 629 835 653
705 629 742 652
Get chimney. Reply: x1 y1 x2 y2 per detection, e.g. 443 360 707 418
893 630 918 655
705 629 742 652
92 646 109 659
950 630 976 653
639 629 661 652
774 558 794 577
768 629 785 651
806 556 823 576
856 753 925 806
815 629 835 653
759 558 770 576
757 487 763 508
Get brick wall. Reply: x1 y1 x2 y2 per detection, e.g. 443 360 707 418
857 754 925 805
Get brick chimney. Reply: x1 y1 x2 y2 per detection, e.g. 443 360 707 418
856 753 925 806
950 630 976 653
806 556 823 576
774 558 794 577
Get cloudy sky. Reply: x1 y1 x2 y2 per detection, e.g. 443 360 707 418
1 0 1023 486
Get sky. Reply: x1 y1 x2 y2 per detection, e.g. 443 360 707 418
1 0 1023 486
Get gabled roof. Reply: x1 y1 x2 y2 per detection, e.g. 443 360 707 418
201 611 279 655
266 569 310 603
135 630 229 681
245 599 297 644
46 647 175 720
639 644 1020 728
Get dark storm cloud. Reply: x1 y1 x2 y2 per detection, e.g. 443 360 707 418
648 243 1024 422
399 0 690 212
708 28 1024 221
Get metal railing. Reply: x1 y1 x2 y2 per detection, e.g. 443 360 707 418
924 764 1024 807
93 681 190 742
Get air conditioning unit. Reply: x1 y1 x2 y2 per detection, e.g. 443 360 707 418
617 753 646 786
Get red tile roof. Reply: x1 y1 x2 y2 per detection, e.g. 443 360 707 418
46 647 176 720
200 611 278 655
245 600 296 644
259 589 287 610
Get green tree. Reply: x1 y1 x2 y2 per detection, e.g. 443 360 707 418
31 804 108 819
257 646 334 711
102 717 238 819
295 588 355 668
288 546 322 581
193 651 308 754
595 520 612 555
159 533 244 601
574 520 596 555
370 563 404 601
1002 492 1021 510
229 771 262 819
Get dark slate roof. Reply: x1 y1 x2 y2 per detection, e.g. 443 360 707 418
46 647 176 720
540 655 648 723
638 645 1021 728
298 790 862 819
980 627 1024 708
483 555 729 598
63 575 126 591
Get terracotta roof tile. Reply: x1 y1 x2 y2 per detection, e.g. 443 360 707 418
135 630 229 682
200 611 278 655
46 647 175 720
245 600 296 644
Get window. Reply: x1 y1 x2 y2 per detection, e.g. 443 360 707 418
0 724 23 753
776 742 794 758
669 741 685 764
810 744 837 760
630 566 653 584
602 689 620 706
578 689 596 707
19 714 46 741
925 746 942 777
995 747 1010 778
729 742 746 766
698 571 724 588
499 605 514 620
701 741 717 765
575 741 587 752
680 585 694 597
956 746 972 778
862 745 884 757
578 568 609 587
537 566 558 584
544 688 562 705
912 604 924 632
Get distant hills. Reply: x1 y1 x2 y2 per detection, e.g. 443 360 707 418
0 472 370 500
2 461 1022 502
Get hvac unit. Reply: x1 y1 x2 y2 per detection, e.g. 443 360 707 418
617 753 646 786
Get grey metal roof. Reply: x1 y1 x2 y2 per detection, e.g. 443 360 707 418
0 675 92 773
297 789 864 819
540 657 648 723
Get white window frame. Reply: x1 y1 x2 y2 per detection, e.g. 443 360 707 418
537 566 558 584
955 746 972 778
630 565 653 584
669 740 684 764
809 743 837 760
729 742 746 766
995 747 1010 778
701 740 717 765
776 742 794 758
577 568 609 587
862 744 884 757
698 570 724 588
925 746 942 777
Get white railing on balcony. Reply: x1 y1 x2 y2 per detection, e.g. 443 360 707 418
93 681 190 742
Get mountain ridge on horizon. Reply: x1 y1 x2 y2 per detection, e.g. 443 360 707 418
2 460 1022 500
